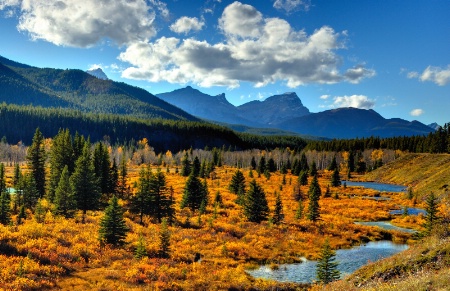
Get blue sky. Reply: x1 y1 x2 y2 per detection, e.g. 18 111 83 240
0 0 449 125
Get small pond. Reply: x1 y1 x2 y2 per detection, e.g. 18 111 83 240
247 241 408 284
355 221 416 233
390 207 427 216
342 181 406 193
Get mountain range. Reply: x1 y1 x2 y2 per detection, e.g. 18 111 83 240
0 55 435 139
157 86 434 138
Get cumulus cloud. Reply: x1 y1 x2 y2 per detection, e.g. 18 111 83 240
332 95 375 109
120 2 374 88
170 16 205 34
406 65 450 86
420 65 450 86
410 109 424 116
320 94 330 100
273 0 311 13
2 0 160 47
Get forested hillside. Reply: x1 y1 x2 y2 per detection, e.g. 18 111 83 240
0 103 307 152
0 55 196 121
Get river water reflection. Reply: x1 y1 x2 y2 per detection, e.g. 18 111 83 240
247 241 408 283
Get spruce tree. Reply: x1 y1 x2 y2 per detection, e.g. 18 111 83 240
243 180 269 223
99 196 128 247
108 158 119 195
134 233 147 260
316 239 340 284
48 129 74 201
272 192 284 224
425 192 439 234
300 153 309 172
347 150 355 172
180 153 191 177
17 205 26 225
229 170 246 203
0 163 6 194
307 175 321 222
180 173 207 212
191 156 201 177
22 173 39 209
149 170 173 223
26 128 46 198
328 156 337 171
299 170 309 186
309 161 318 177
117 156 128 199
53 166 76 218
214 191 223 207
295 198 304 220
93 142 111 196
330 168 341 187
159 218 171 258
0 191 11 225
34 199 45 223
257 156 266 174
250 156 257 170
131 166 152 225
71 143 100 223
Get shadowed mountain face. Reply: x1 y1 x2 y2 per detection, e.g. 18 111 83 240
157 87 309 127
157 86 433 138
277 107 434 138
0 55 197 121
237 92 310 125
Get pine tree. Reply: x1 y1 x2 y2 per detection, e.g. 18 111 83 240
93 142 111 196
328 156 337 171
229 170 246 205
300 153 309 172
180 153 191 177
272 192 284 224
26 128 46 198
53 166 76 218
149 170 173 223
307 175 321 222
299 170 309 186
243 180 269 223
117 156 128 199
295 198 304 220
331 168 341 187
159 218 171 258
71 143 100 223
191 156 201 177
250 156 257 170
257 156 266 174
347 150 355 172
180 173 207 212
48 129 74 202
22 173 39 209
131 166 152 225
0 191 11 225
99 196 128 247
267 158 276 172
34 199 45 223
309 161 318 177
425 192 439 234
316 239 340 284
134 233 147 260
16 205 26 225
0 163 6 194
108 158 119 195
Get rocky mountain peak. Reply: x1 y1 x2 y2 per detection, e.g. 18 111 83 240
86 68 108 80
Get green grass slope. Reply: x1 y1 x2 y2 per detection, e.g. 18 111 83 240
364 153 450 198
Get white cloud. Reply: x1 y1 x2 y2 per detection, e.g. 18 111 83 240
2 0 159 47
219 2 263 39
332 95 375 109
410 109 424 116
120 2 375 89
406 65 450 86
407 71 419 79
170 16 205 34
0 0 19 10
420 65 450 86
320 94 330 100
273 0 310 13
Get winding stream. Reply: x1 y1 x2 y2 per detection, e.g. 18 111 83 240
342 181 406 192
247 241 408 283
